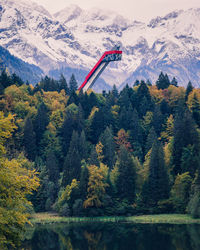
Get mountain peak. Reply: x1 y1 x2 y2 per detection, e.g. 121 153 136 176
2 0 52 18
148 10 183 28
54 4 82 23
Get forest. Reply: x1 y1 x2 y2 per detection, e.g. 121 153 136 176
1 69 200 247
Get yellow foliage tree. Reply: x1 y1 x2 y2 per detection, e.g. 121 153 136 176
83 165 108 208
0 112 40 249
96 142 104 162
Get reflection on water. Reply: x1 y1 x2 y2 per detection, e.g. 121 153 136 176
22 222 200 250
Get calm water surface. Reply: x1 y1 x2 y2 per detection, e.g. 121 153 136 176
22 222 200 250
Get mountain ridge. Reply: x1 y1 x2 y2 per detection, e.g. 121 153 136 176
0 0 200 88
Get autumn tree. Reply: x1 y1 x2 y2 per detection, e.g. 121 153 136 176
83 165 108 208
115 129 132 152
170 172 192 213
0 112 39 249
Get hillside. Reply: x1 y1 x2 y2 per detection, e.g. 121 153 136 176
0 45 43 83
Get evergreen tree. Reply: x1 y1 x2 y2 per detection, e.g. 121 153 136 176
188 171 200 218
189 92 200 127
89 108 105 144
111 84 119 98
76 104 84 133
23 117 36 161
156 72 170 90
171 77 178 87
146 79 152 86
136 81 153 116
11 73 24 86
118 84 133 110
34 102 49 145
0 69 11 89
62 131 81 186
88 92 99 112
172 108 200 176
68 90 79 105
100 126 116 169
79 161 89 201
145 127 157 154
119 106 129 130
129 109 143 160
69 74 78 94
116 145 136 203
46 151 59 184
79 130 88 160
142 139 169 208
59 74 69 94
40 76 59 92
88 145 100 167
134 80 140 86
152 105 164 135
185 81 193 101
61 108 75 154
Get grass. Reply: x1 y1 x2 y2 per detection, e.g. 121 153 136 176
30 213 200 225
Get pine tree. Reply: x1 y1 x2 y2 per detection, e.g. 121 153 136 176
171 77 178 87
0 69 11 89
142 139 169 208
69 74 78 94
118 84 132 109
185 81 193 101
89 108 105 144
134 79 140 86
188 171 200 218
116 145 136 203
156 72 170 90
34 102 49 145
145 127 157 154
68 90 79 105
76 104 84 133
88 145 100 167
59 74 69 94
111 84 119 98
172 108 200 176
23 117 37 161
61 109 75 154
129 109 143 160
46 151 59 184
152 105 163 136
189 92 200 127
99 126 116 169
79 130 88 160
79 161 89 200
11 73 24 86
62 131 81 186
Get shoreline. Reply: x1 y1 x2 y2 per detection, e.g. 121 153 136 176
30 213 200 225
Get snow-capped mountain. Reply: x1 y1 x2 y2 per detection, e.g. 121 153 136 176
0 0 200 89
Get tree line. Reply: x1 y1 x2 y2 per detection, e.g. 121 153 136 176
1 70 200 247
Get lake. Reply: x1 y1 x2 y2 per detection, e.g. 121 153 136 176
22 222 200 250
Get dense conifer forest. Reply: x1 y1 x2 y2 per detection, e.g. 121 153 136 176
1 69 200 247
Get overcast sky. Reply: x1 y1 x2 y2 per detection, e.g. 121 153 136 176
33 0 200 22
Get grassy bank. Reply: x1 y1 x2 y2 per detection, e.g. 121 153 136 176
30 213 200 225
